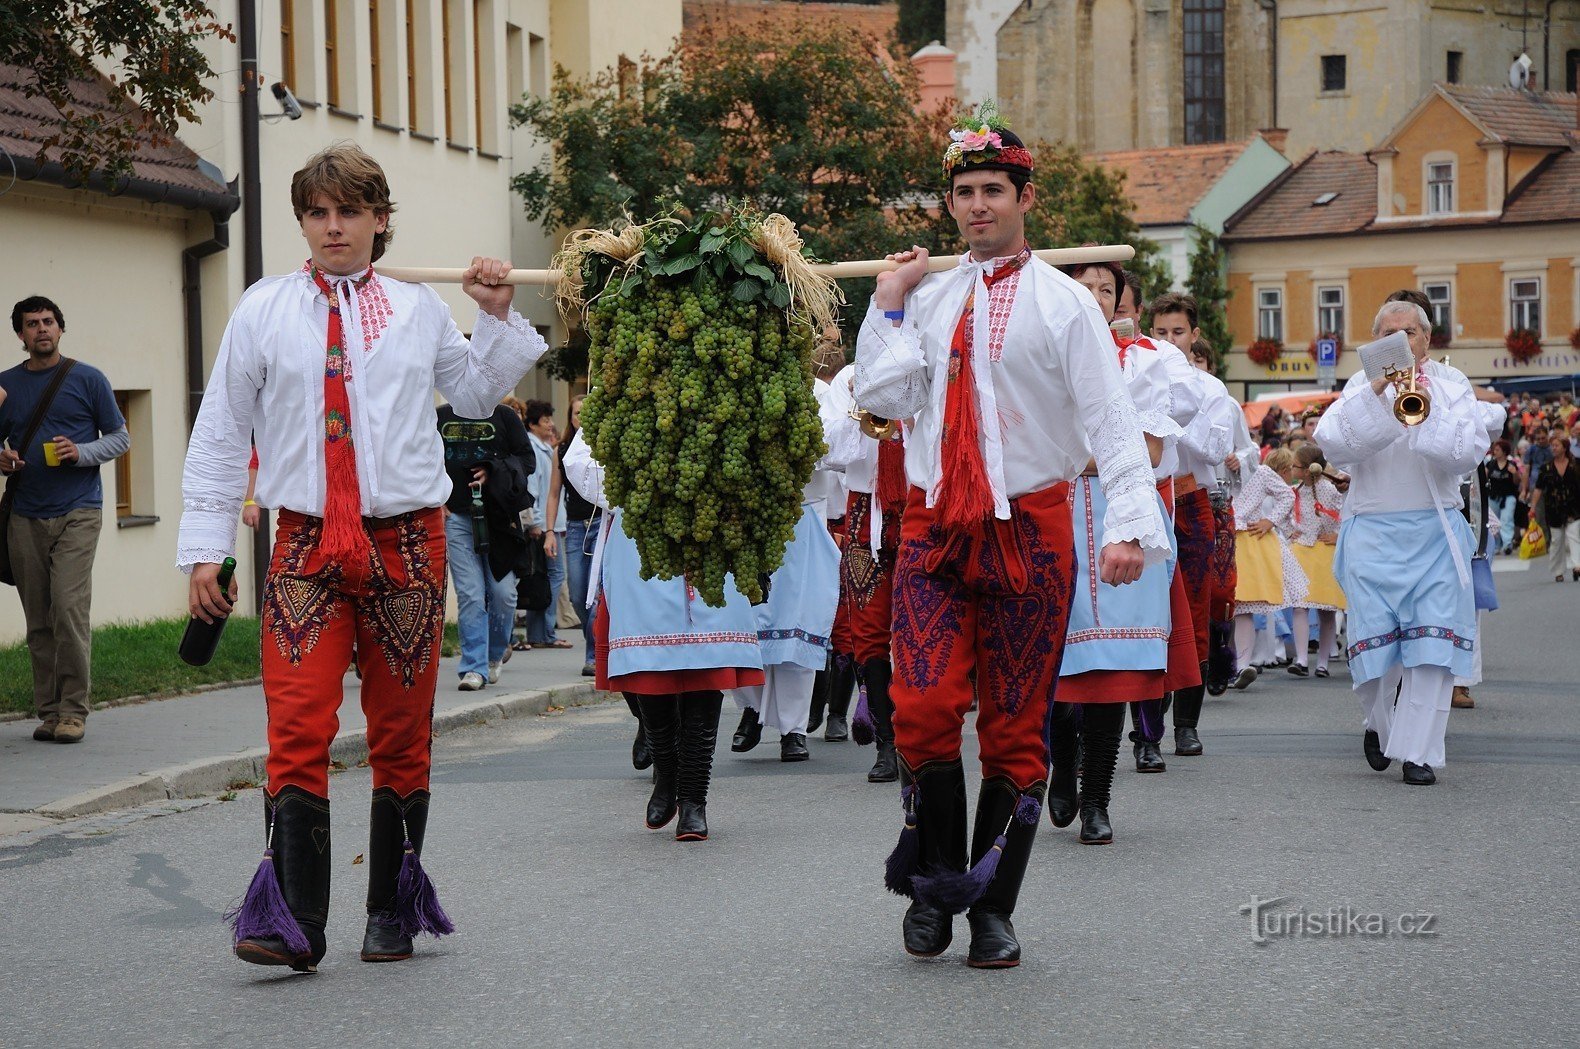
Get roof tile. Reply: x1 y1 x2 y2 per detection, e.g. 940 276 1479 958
1440 85 1578 148
683 0 898 41
1090 140 1252 226
1502 149 1580 223
1222 151 1376 241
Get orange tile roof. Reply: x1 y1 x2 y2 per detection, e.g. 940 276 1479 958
1503 149 1580 223
1440 85 1578 148
683 0 898 42
1090 140 1252 226
1221 151 1376 241
0 60 231 206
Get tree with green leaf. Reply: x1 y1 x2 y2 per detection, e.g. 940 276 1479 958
0 1 231 182
1186 223 1232 372
512 13 1165 372
897 0 947 51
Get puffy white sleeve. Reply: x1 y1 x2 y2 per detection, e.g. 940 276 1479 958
1152 341 1206 428
430 290 548 418
178 300 264 571
813 377 841 472
1124 348 1185 440
1409 375 1491 476
563 430 609 511
1058 305 1171 563
1180 373 1236 465
821 366 866 472
1313 372 1402 469
854 300 929 422
1475 400 1508 445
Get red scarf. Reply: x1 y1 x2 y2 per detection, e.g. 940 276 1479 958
311 267 373 565
936 247 1030 529
875 421 908 512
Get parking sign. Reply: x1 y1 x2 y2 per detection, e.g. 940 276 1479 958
1316 338 1338 367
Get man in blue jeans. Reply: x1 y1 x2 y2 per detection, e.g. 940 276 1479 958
437 402 534 690
523 400 568 649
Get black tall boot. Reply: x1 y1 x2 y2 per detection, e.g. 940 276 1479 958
824 654 856 741
362 787 452 961
1078 705 1123 844
234 785 330 972
807 651 834 735
624 693 652 770
863 658 898 782
1046 701 1080 828
1206 621 1235 696
675 690 723 841
635 695 680 829
901 759 968 958
966 777 1045 968
1173 672 1207 755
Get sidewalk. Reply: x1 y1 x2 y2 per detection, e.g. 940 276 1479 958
0 644 600 834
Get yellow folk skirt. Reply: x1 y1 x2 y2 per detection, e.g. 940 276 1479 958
1291 541 1346 611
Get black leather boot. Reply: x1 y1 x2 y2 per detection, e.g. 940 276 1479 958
235 785 330 972
676 690 723 841
1206 621 1235 696
361 787 448 962
1172 676 1206 755
902 759 967 958
636 695 680 828
824 654 855 741
730 705 762 753
863 659 898 782
807 651 833 735
966 777 1045 968
1134 740 1167 773
1046 702 1079 828
624 693 653 770
1078 705 1122 844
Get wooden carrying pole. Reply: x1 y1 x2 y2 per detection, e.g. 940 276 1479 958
376 243 1137 286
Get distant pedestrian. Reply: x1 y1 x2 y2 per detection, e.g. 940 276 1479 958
522 399 571 649
557 395 600 676
1485 441 1520 554
0 295 130 745
1532 434 1580 583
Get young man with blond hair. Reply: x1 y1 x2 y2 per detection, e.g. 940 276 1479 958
179 144 545 971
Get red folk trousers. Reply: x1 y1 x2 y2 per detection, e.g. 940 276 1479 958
839 491 901 665
889 483 1075 789
261 509 447 797
1174 487 1216 665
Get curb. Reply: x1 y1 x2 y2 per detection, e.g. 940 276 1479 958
31 680 606 820
0 677 267 724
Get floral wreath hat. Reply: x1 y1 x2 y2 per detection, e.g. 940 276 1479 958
943 99 1036 184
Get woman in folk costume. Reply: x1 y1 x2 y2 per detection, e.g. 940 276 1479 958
806 336 859 743
855 103 1169 969
181 145 545 971
822 361 910 783
1286 444 1346 679
1190 339 1254 696
1045 260 1194 845
563 432 761 841
1231 447 1308 679
729 377 843 762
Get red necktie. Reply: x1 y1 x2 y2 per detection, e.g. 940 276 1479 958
936 248 1030 529
875 421 908 514
311 267 372 565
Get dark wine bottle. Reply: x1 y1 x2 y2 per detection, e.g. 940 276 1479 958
469 481 490 554
179 556 237 667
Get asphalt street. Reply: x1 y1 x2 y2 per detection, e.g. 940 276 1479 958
2 561 1575 1049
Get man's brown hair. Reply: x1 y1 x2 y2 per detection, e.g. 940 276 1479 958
290 144 398 261
1187 336 1214 367
1148 291 1199 329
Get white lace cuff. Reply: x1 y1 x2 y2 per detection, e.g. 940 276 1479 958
1089 392 1171 563
458 308 545 415
854 303 929 422
177 500 241 572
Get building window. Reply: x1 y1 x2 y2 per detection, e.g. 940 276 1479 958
370 0 383 121
1510 278 1542 333
1257 288 1283 341
1317 285 1344 338
325 0 340 107
406 0 419 130
111 390 153 522
1567 49 1579 93
281 0 297 89
1423 281 1452 342
113 392 131 519
1426 161 1454 215
1321 54 1346 92
1446 50 1462 84
1182 0 1225 145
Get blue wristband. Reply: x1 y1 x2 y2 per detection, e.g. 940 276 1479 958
883 309 905 322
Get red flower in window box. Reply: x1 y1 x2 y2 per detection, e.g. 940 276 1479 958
1505 328 1541 362
1429 326 1452 349
1248 338 1283 367
1569 326 1580 351
1306 333 1344 361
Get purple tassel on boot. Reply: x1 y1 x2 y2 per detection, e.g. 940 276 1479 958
910 835 1005 914
883 786 920 897
852 681 876 746
225 849 309 955
1014 792 1041 826
394 839 455 938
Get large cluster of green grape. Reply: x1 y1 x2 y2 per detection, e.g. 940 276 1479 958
579 268 825 606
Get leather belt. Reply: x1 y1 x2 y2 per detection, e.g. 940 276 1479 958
1173 473 1200 497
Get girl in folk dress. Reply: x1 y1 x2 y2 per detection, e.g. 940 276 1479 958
1230 448 1308 688
1286 446 1345 678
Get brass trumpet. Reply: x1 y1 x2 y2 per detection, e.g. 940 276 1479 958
1383 364 1431 426
849 407 898 441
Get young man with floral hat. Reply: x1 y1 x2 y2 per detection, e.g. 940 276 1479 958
855 103 1169 968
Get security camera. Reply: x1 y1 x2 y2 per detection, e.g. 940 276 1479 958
271 81 303 120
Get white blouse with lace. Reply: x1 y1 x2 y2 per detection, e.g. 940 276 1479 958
854 254 1169 563
178 267 546 569
1289 479 1343 547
